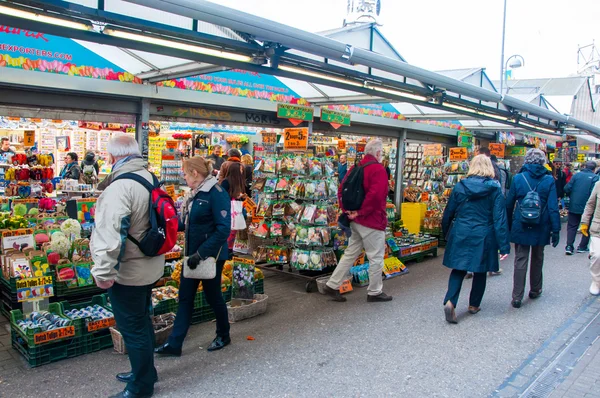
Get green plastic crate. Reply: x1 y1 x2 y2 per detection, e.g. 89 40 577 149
60 294 115 336
54 281 105 299
82 330 114 354
10 302 80 347
191 306 216 325
11 331 86 367
152 281 179 316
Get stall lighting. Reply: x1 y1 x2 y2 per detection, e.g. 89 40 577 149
278 65 364 88
103 29 253 63
519 122 557 134
443 102 511 122
370 86 428 102
0 5 92 31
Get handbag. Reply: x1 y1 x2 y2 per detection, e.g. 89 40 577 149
231 200 247 231
183 248 222 280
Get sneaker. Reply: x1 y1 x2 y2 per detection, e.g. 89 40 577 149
577 247 590 253
565 246 574 255
367 292 393 302
323 285 347 302
489 269 503 276
590 282 600 296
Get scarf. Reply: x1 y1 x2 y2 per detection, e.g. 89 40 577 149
180 176 215 224
60 162 74 178
228 157 241 163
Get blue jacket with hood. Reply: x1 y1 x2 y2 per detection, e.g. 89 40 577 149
442 176 510 273
506 163 561 246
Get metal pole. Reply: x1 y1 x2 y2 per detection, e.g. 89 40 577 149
499 0 507 95
394 129 407 217
136 98 150 159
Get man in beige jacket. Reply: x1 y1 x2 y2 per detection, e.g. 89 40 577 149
580 179 600 296
91 134 164 398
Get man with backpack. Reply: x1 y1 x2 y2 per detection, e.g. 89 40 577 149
91 134 167 398
80 151 99 185
564 161 599 255
324 139 393 303
506 149 561 308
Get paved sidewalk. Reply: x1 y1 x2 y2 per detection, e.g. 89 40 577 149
550 327 600 398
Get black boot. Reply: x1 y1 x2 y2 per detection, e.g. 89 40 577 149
154 343 181 357
207 336 231 352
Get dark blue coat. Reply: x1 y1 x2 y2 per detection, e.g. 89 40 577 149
564 168 599 214
181 178 231 261
506 164 561 246
442 176 510 273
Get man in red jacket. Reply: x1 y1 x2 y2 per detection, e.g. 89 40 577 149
324 139 393 302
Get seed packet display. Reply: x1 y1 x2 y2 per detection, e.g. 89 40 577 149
319 228 331 245
284 220 295 238
292 249 311 270
327 179 338 197
289 180 302 197
270 221 283 238
262 157 277 173
295 226 309 245
275 178 289 192
285 202 300 217
309 251 324 270
321 250 337 268
293 156 307 175
252 246 268 262
75 263 94 287
251 177 266 191
327 206 338 225
333 228 349 250
256 200 270 217
386 238 399 252
254 159 263 172
266 246 289 263
301 205 317 224
56 263 76 282
253 222 270 238
323 158 335 177
304 181 316 199
309 158 323 177
307 228 320 245
315 181 327 200
313 207 328 225
264 178 278 193
271 202 286 217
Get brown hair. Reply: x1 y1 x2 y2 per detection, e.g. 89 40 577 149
183 156 213 178
241 154 253 166
221 162 245 199
219 161 232 184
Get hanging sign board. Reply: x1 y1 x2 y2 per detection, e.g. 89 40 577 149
283 128 309 150
164 185 176 199
23 130 35 147
457 131 473 148
261 132 277 145
578 154 586 162
507 146 526 157
423 144 443 156
449 147 468 161
339 279 353 294
549 153 556 162
320 108 351 126
338 140 346 150
277 104 314 122
580 145 591 151
489 143 505 158
87 317 116 332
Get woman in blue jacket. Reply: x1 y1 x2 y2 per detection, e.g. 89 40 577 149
506 149 561 308
156 156 231 356
442 155 510 324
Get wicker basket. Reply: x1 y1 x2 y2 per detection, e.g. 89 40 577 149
109 313 176 354
227 294 268 323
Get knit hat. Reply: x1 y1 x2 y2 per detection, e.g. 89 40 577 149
585 160 597 170
524 148 547 165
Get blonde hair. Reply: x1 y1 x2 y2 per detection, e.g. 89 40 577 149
467 154 495 178
183 156 213 178
241 154 253 166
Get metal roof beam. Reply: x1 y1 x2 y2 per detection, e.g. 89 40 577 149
306 95 390 106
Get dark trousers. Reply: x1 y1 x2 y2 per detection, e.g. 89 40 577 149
567 212 590 249
444 270 487 308
168 260 230 349
513 244 544 301
109 282 157 396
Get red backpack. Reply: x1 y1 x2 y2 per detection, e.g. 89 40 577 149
114 172 178 256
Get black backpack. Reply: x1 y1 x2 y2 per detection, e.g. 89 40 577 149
341 161 377 211
518 174 544 225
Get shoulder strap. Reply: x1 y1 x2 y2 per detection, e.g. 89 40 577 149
113 172 158 192
521 174 533 191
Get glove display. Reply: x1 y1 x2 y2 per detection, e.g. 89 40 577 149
551 231 560 248
581 224 589 237
187 253 201 269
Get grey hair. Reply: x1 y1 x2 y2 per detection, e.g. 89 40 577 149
107 134 141 158
364 139 383 157
524 148 547 165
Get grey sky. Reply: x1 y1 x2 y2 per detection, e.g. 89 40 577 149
211 0 600 80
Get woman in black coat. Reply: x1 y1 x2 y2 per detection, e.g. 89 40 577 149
442 155 511 323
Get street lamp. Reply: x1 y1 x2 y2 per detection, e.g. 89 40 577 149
503 54 525 94
498 0 526 95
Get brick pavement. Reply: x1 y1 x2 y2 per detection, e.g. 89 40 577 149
548 330 600 398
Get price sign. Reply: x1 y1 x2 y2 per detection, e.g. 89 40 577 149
383 257 407 278
423 144 443 156
23 130 35 147
261 132 277 145
87 317 116 332
1 228 34 238
489 143 505 158
507 146 526 157
34 326 75 344
578 154 586 162
581 145 590 151
165 140 178 150
339 279 353 294
243 197 257 214
232 256 255 266
277 104 314 122
356 142 366 153
549 153 555 161
321 108 351 126
16 275 54 302
126 127 136 133
457 131 473 147
283 128 309 150
449 147 468 161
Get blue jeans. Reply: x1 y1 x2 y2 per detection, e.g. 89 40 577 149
109 282 157 395
168 260 229 349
